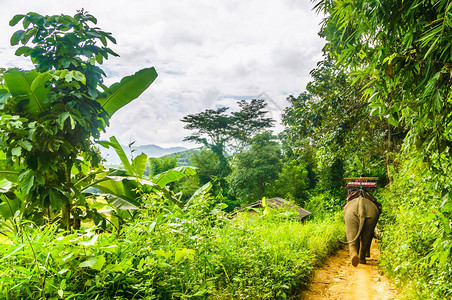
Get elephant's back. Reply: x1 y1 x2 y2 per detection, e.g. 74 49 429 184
343 196 380 217
343 197 357 210
359 196 380 217
362 197 380 211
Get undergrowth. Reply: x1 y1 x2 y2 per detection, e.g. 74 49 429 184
0 203 344 299
210 211 345 299
378 163 452 299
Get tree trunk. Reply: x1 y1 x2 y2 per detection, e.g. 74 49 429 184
62 162 73 231
61 199 71 231
386 122 392 186
210 144 231 177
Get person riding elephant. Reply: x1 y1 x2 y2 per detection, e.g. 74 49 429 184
343 189 381 267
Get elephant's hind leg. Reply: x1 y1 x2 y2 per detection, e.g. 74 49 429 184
359 217 378 264
351 253 359 267
350 238 360 267
344 214 360 267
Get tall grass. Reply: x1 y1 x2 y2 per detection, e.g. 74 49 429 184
0 207 344 299
210 212 345 299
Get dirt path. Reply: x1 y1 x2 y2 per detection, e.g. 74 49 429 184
297 240 399 300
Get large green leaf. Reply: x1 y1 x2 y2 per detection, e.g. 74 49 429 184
93 176 141 209
104 194 139 210
96 67 157 117
152 166 197 188
94 176 136 198
0 179 14 194
0 179 22 219
0 162 20 182
131 153 148 178
0 90 11 109
79 255 106 270
4 69 50 115
0 197 22 219
97 137 148 178
18 169 34 194
184 182 212 208
97 137 132 173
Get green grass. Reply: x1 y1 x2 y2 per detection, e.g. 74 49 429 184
210 212 345 299
0 209 345 299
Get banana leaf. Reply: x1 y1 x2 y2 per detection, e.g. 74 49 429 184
96 67 157 117
4 69 50 116
152 166 197 188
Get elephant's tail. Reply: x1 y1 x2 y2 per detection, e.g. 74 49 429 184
340 196 366 244
340 216 365 244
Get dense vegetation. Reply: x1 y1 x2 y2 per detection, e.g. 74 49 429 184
1 0 451 298
299 0 451 298
0 200 344 299
0 11 157 232
0 10 345 300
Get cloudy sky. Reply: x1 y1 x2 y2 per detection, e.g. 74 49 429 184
0 0 325 148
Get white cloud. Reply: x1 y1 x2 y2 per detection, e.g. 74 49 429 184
0 0 325 148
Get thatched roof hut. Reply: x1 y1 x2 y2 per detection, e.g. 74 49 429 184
230 197 311 221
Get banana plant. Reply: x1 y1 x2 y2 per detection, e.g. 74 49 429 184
0 161 24 236
61 136 197 231
93 136 197 210
97 68 157 118
0 11 158 231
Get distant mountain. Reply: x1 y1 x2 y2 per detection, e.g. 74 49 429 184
99 143 188 165
134 144 187 158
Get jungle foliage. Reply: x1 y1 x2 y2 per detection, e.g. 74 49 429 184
228 132 282 204
181 99 275 178
378 162 452 299
0 10 346 300
288 0 452 298
0 11 157 230
0 196 345 299
2 1 451 298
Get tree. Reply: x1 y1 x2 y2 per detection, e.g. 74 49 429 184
181 99 274 178
228 132 282 204
314 0 452 174
282 56 405 189
229 99 276 150
0 11 157 230
182 107 231 177
184 149 231 202
268 159 312 205
190 150 223 185
148 156 178 176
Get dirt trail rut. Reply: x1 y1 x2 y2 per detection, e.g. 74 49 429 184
298 240 399 300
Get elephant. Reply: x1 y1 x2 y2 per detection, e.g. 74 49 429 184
343 192 380 267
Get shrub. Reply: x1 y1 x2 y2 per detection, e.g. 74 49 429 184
0 202 345 299
378 165 452 299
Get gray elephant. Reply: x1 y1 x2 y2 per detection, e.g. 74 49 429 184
343 192 380 267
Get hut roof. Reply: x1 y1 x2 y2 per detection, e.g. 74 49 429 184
231 197 311 220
